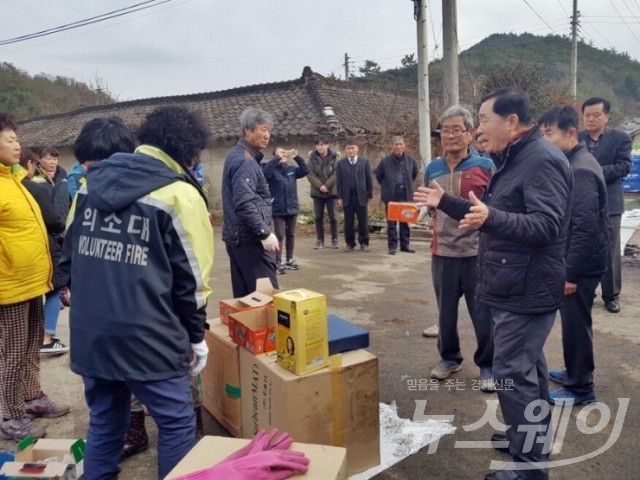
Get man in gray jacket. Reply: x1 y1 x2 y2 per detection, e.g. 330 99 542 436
306 136 339 249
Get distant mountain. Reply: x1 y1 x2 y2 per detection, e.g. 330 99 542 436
353 33 640 118
0 62 116 121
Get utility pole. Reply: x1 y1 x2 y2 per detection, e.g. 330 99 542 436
442 0 459 107
570 0 579 99
415 0 432 163
344 53 350 81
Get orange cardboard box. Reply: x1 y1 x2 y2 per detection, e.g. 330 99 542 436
228 306 276 355
219 278 278 325
387 201 420 223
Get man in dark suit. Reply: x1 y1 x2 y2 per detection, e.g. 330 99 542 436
336 138 373 251
376 136 418 255
579 97 632 313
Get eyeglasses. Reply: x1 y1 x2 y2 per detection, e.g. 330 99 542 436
440 128 469 137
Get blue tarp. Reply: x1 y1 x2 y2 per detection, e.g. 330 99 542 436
622 154 640 193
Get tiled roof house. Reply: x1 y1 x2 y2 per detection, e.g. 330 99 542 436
18 66 419 147
17 67 420 210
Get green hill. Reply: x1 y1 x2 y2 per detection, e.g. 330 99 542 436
354 32 640 118
0 62 116 121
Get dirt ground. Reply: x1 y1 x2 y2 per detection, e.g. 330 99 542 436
3 227 639 480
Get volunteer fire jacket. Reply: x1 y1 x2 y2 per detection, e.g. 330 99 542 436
61 145 214 381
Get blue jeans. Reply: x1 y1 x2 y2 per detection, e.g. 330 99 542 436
44 289 62 336
82 375 195 480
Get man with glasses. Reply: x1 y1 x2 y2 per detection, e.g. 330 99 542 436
578 97 632 314
422 106 495 392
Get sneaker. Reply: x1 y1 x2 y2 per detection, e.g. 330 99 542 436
285 259 299 270
345 245 355 252
549 388 596 405
40 338 69 354
314 241 324 250
360 244 370 252
0 416 46 441
331 239 339 249
549 368 567 385
276 264 287 275
479 367 496 392
431 360 463 380
25 391 70 418
422 325 439 338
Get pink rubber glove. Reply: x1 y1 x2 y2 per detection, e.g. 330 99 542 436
171 449 310 480
222 428 293 463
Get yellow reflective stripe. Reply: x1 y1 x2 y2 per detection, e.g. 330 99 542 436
135 145 186 175
143 182 213 307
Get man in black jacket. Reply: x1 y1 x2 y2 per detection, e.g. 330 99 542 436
336 138 373 251
375 136 418 255
307 136 339 249
222 107 279 296
578 97 632 314
416 89 572 480
540 106 608 405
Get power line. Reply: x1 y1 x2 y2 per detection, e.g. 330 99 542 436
606 0 640 43
521 0 559 33
555 0 570 18
581 20 616 46
0 0 173 46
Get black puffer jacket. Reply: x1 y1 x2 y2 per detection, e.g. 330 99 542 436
438 127 572 314
564 143 609 283
222 139 273 245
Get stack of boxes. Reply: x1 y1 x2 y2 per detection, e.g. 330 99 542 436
199 279 380 476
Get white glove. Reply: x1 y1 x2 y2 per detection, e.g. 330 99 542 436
417 206 429 223
189 340 209 376
261 233 280 253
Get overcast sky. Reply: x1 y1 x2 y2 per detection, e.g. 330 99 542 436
2 0 639 101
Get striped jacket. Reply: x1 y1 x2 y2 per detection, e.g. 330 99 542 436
425 152 494 257
61 145 213 381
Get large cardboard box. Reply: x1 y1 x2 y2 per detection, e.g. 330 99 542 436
165 436 347 480
219 278 278 325
240 349 380 475
229 306 276 355
201 319 242 437
274 289 329 375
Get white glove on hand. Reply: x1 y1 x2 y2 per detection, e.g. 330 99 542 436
189 340 209 376
261 233 280 253
417 206 429 223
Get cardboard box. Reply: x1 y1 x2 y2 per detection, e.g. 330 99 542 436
274 289 329 376
219 278 278 325
387 201 420 223
201 319 242 437
229 306 276 355
240 349 380 475
1 438 85 479
165 436 347 480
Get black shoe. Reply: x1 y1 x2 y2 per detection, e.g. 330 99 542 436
389 249 396 255
314 241 324 250
400 248 416 253
276 264 287 274
331 240 339 249
360 244 370 252
484 471 521 480
605 299 620 313
490 433 509 453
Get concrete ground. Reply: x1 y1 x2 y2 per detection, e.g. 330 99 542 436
3 227 639 479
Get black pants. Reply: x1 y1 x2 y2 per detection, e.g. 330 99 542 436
312 197 338 243
225 242 279 297
492 309 555 480
601 214 621 301
559 275 601 394
431 255 493 368
343 195 369 247
273 214 297 264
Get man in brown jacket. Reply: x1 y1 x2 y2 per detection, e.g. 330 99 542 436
306 136 339 249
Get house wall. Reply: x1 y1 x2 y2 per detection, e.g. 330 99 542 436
56 139 413 215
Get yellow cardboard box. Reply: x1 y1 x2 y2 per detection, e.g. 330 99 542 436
274 289 329 376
